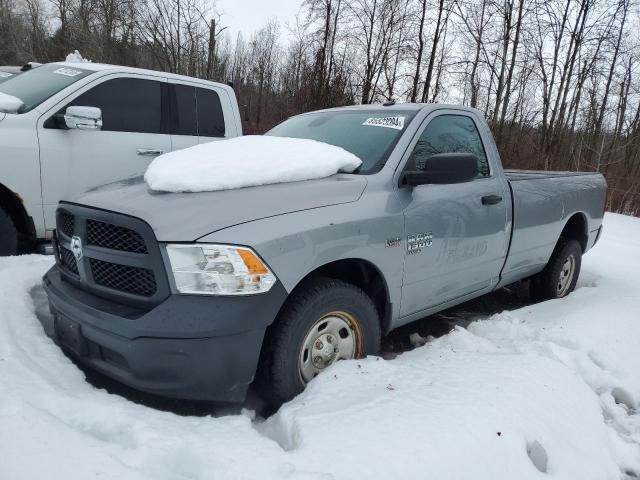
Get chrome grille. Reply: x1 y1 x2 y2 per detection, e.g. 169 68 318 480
87 219 148 253
89 259 157 297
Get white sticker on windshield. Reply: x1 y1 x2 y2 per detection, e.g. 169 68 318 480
54 67 83 77
363 116 405 130
0 72 13 78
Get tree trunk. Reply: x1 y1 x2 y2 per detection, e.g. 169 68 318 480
497 0 524 141
410 0 426 102
420 0 445 103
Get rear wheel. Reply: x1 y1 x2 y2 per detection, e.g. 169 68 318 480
0 208 18 256
256 277 381 407
530 238 582 301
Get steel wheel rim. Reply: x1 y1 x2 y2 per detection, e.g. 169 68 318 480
557 254 575 296
298 311 363 384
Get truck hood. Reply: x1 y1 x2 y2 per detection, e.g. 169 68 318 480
67 175 367 241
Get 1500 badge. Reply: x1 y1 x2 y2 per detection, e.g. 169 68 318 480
407 232 433 254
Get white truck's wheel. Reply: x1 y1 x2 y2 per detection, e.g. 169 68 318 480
256 277 381 407
0 208 18 256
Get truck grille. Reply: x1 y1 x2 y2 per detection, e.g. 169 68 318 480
90 259 157 297
58 211 75 237
54 204 169 308
59 246 79 275
87 220 148 253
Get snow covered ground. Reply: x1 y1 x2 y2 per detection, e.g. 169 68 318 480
1 213 639 480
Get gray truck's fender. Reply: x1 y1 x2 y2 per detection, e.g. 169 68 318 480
198 183 406 323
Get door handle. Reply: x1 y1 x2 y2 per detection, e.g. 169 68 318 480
136 148 163 157
481 194 503 205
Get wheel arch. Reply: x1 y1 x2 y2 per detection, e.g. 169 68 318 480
0 183 36 248
287 258 392 335
559 212 588 252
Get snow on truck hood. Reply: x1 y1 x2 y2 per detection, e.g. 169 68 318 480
144 136 362 193
70 174 367 241
68 135 366 240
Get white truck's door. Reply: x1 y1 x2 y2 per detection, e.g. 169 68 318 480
37 74 171 232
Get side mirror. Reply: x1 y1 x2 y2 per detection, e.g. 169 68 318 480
401 153 479 187
64 106 102 130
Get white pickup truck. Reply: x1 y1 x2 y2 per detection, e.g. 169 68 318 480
0 62 242 255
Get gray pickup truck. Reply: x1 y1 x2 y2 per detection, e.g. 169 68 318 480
42 104 606 406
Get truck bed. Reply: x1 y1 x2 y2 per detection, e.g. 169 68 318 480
504 169 601 181
498 168 606 289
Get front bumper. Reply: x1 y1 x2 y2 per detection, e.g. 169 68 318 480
42 267 287 402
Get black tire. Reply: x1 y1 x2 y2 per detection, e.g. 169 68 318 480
256 277 381 407
0 208 18 256
530 238 582 301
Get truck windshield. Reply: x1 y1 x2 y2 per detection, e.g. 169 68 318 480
0 64 93 113
266 110 416 174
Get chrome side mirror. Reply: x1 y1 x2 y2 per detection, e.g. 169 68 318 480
64 106 102 130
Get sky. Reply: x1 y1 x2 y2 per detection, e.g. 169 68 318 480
214 0 303 40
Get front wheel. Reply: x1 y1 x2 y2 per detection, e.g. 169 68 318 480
0 208 18 256
256 278 381 407
530 238 582 301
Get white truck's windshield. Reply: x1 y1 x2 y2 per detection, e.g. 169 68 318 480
266 110 416 174
0 64 93 113
0 69 18 84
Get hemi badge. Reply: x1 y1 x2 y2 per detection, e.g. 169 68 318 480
385 237 401 248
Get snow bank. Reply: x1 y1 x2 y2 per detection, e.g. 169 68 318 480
144 135 362 192
0 92 23 113
65 50 91 63
1 213 639 480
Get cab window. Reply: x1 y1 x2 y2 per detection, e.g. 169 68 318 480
169 85 225 137
170 84 197 136
69 77 164 134
196 87 225 137
411 115 490 177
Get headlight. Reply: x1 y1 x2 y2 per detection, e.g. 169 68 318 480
165 244 276 295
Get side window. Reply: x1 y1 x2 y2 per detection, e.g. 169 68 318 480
411 115 490 177
196 87 225 137
170 84 197 136
69 77 163 134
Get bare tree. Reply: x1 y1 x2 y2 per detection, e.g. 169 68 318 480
1 0 640 214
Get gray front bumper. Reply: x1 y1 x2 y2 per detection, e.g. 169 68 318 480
42 267 288 402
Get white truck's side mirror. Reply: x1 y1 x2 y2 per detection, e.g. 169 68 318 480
64 106 102 130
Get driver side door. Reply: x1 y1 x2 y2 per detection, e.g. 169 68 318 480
399 111 509 317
